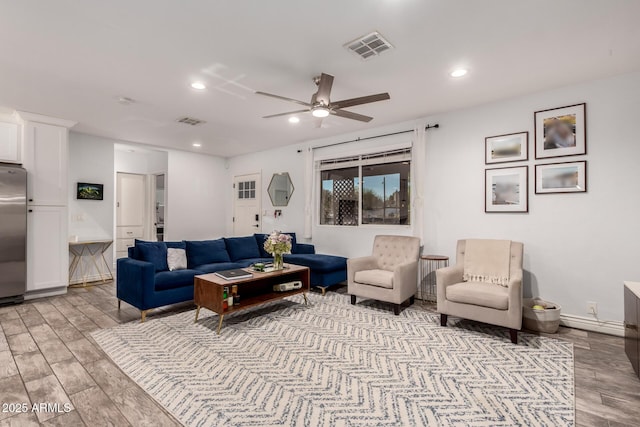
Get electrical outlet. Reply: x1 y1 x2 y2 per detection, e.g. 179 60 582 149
587 301 597 316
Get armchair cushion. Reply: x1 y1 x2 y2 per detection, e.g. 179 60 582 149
446 282 509 310
354 269 394 289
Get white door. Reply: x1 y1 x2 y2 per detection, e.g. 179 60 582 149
27 206 68 291
116 173 146 258
233 173 261 236
22 122 68 206
117 173 146 227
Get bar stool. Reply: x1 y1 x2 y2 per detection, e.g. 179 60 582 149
419 255 449 304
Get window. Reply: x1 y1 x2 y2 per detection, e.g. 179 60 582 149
319 149 411 226
238 180 256 199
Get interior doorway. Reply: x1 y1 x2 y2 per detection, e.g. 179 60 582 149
154 174 165 241
233 173 261 236
115 172 147 259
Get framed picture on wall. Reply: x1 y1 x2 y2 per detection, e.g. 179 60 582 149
485 132 528 164
535 103 586 159
535 161 587 194
485 166 528 213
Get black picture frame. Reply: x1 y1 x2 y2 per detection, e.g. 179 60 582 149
77 182 104 200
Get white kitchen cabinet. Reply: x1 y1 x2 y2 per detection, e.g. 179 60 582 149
26 206 68 292
22 122 68 206
0 121 20 164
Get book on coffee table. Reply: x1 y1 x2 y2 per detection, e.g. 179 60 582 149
214 269 253 280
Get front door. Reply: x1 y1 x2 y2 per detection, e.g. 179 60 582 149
233 173 261 236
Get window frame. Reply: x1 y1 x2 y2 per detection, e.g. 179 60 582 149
316 148 412 228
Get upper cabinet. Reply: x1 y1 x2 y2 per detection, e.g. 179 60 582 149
0 121 20 164
17 112 76 206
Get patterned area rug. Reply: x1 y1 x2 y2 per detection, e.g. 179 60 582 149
92 293 574 427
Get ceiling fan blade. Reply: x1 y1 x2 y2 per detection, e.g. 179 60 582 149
262 109 309 119
314 73 334 105
331 109 373 122
330 93 390 109
255 91 311 107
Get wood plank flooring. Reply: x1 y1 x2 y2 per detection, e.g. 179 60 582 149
0 282 638 426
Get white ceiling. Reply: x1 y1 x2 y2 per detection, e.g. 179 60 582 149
1 0 639 158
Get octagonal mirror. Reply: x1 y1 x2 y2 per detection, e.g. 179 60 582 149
267 172 294 206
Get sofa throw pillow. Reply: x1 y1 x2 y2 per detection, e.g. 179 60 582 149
167 248 187 271
254 233 298 257
135 241 169 272
185 239 231 268
224 236 261 261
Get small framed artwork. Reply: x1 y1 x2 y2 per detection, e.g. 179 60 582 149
535 161 587 194
77 182 104 200
485 132 528 164
535 103 586 159
485 166 528 213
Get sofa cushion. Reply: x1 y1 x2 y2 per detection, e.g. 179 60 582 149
154 269 200 291
283 254 346 273
194 262 245 274
225 236 261 261
255 233 298 257
133 240 185 261
186 239 230 268
354 269 394 289
446 282 509 310
136 241 168 272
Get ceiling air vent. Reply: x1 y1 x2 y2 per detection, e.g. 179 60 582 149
344 31 393 60
176 116 206 126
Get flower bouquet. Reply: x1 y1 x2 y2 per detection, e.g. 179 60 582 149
263 231 292 270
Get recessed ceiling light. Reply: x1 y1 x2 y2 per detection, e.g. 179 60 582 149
450 69 468 78
192 142 202 147
288 116 300 124
190 82 206 90
311 107 330 118
117 96 135 105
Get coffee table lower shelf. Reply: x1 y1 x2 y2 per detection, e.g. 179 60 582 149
193 264 310 334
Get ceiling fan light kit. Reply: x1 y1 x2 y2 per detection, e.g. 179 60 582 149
257 72 390 125
311 107 330 118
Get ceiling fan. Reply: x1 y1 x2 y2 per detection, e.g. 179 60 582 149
256 73 390 125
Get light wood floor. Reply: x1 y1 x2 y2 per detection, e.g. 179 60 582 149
0 282 638 426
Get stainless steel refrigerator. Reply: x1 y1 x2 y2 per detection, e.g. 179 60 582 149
0 164 26 304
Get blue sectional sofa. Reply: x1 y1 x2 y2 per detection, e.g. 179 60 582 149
116 233 347 321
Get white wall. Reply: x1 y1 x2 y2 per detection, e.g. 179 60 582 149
68 133 115 281
226 142 308 239
228 71 640 322
166 150 229 241
422 71 640 322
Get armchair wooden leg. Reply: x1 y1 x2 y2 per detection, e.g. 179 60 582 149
409 296 415 305
510 329 518 344
350 295 356 305
440 313 448 326
393 304 400 315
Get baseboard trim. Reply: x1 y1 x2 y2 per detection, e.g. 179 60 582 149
559 313 624 337
25 287 68 300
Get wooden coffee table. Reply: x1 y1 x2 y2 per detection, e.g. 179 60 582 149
194 264 310 334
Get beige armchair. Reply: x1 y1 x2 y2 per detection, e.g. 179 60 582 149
437 239 524 344
348 235 421 315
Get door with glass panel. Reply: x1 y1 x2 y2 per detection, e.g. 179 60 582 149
232 173 261 236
